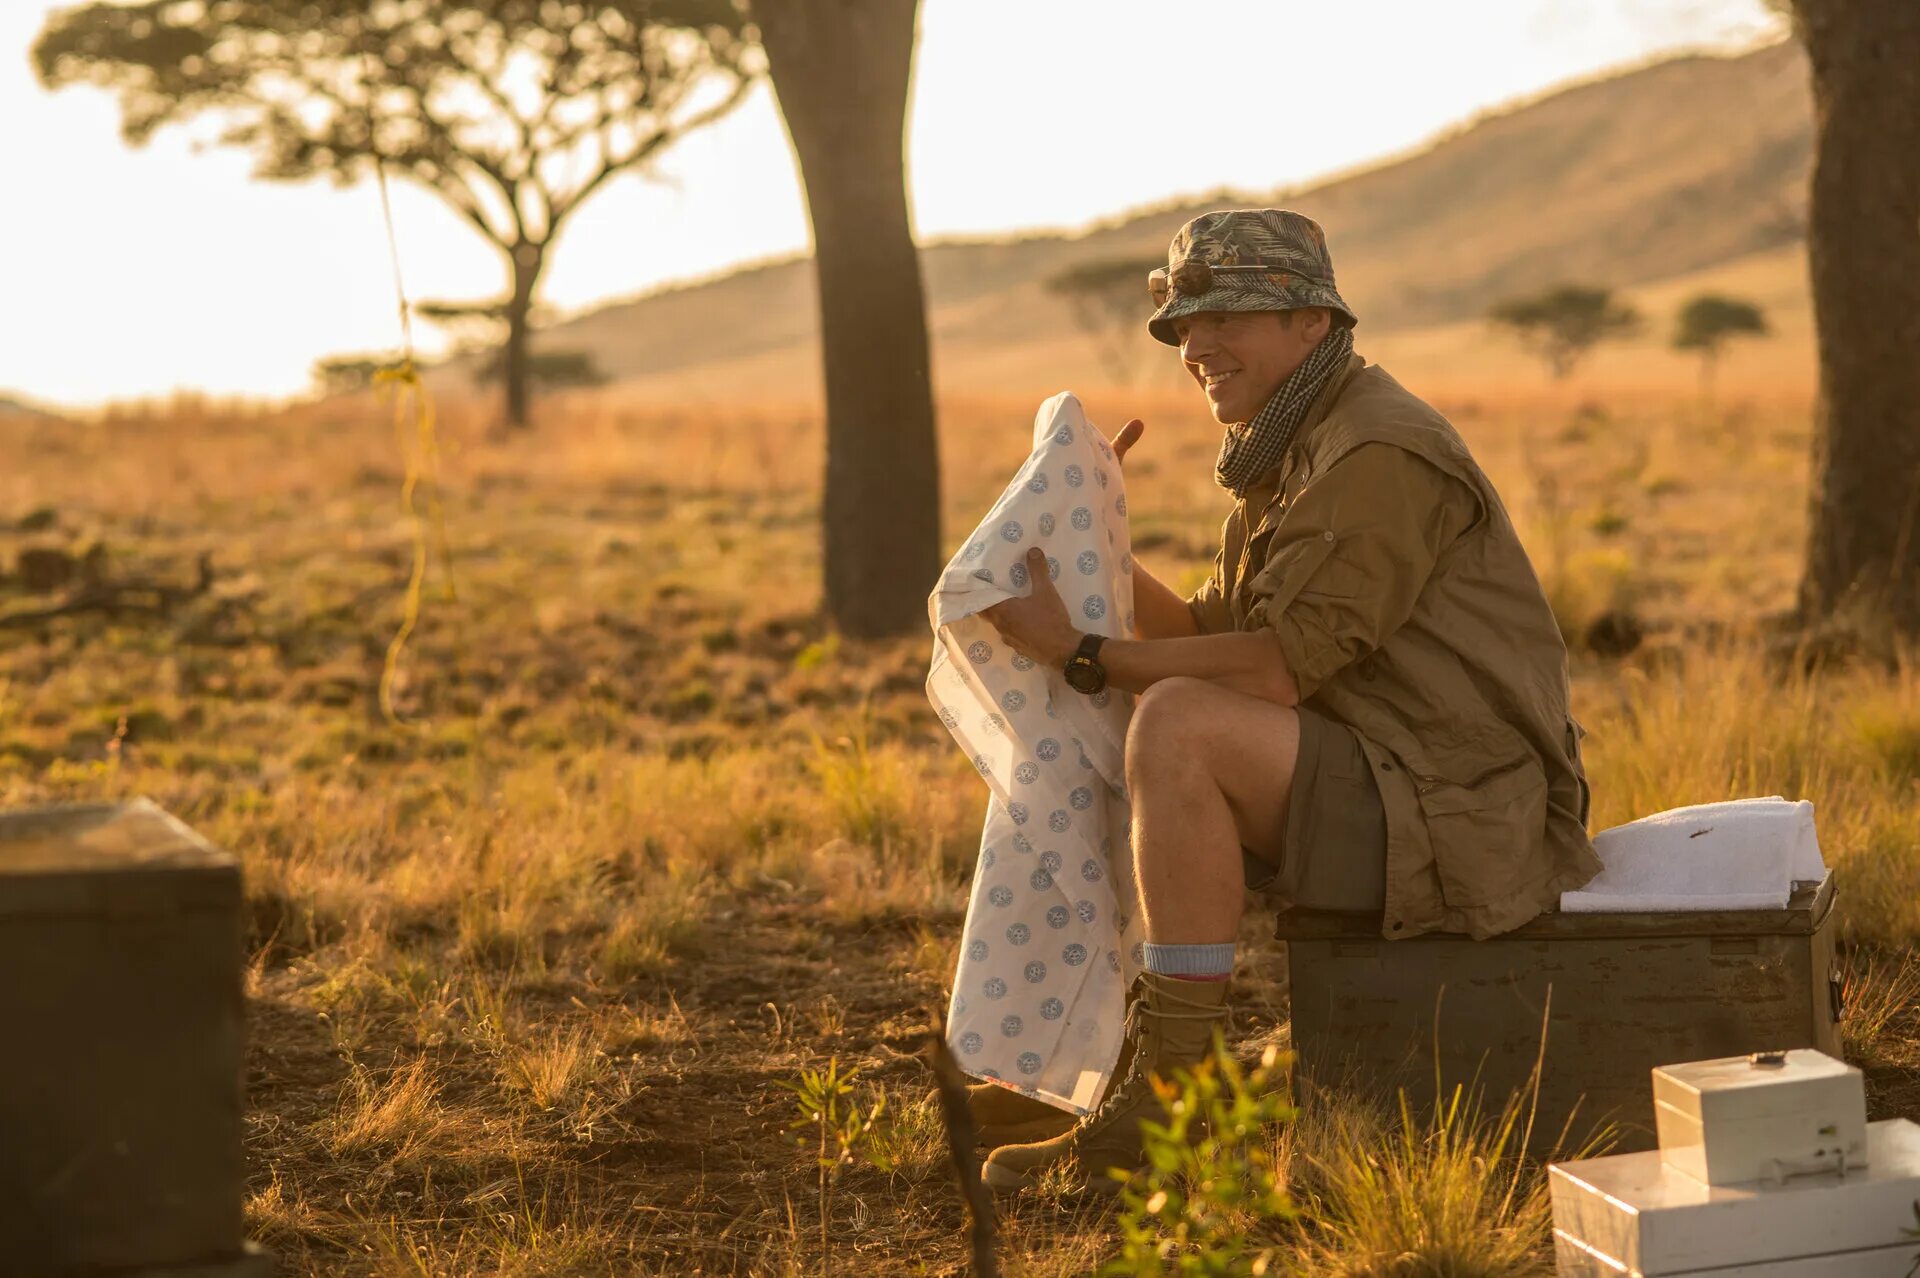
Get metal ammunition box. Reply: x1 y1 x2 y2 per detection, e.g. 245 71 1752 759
0 799 266 1275
1275 876 1841 1154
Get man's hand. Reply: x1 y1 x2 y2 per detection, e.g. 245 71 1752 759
980 547 1081 669
1113 418 1144 465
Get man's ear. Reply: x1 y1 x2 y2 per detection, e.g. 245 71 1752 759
1302 307 1332 343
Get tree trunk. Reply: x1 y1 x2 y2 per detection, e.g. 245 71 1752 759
1792 0 1920 635
502 242 545 431
757 0 941 638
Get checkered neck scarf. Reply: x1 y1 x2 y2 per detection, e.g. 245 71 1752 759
1214 324 1355 498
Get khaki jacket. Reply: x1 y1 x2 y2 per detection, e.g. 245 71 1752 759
1188 355 1602 939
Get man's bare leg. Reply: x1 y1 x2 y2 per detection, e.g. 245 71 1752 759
1124 676 1301 947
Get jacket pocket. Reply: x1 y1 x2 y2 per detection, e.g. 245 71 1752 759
1244 532 1337 616
1414 756 1550 908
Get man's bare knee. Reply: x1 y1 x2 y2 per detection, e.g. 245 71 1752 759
1125 677 1217 781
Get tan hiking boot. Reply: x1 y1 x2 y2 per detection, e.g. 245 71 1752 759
980 972 1231 1194
966 1082 1076 1147
963 983 1144 1148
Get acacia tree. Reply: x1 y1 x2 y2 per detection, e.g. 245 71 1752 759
34 0 759 429
754 0 938 638
1671 293 1768 400
1046 256 1164 386
1771 0 1920 635
1489 285 1643 381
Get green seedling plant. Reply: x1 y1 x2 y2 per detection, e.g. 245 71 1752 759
1104 1039 1296 1278
779 1056 895 1278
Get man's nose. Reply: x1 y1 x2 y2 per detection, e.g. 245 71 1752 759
1181 322 1218 363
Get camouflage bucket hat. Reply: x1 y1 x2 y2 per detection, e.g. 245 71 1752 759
1146 208 1357 346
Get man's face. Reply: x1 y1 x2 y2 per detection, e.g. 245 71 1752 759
1175 307 1332 425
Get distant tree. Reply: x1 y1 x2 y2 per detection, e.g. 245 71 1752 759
1488 285 1643 381
34 1 759 431
1046 256 1164 385
1767 0 1920 636
478 348 609 390
312 354 396 396
753 0 938 639
1671 294 1769 399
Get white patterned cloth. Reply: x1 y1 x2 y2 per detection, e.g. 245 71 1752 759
926 392 1147 1113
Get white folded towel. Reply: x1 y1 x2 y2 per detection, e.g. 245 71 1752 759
1559 796 1826 913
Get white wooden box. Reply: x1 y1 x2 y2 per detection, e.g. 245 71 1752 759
1654 1049 1866 1185
1551 1118 1920 1277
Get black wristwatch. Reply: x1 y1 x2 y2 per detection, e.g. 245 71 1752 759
1063 633 1108 695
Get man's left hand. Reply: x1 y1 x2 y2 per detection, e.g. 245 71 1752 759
980 547 1080 669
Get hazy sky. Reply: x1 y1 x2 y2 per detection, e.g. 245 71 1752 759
2 0 1779 407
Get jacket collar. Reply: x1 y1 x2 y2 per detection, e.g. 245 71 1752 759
1240 351 1367 507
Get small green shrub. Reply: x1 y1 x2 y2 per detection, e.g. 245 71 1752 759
1104 1040 1295 1277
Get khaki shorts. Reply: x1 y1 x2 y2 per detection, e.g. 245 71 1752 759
1241 705 1388 913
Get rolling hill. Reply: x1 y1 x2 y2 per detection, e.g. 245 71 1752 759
522 39 1814 403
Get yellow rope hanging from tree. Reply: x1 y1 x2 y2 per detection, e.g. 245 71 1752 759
369 155 456 727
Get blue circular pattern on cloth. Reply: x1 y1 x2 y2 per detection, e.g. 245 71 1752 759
1009 562 1029 589
960 1031 983 1055
1035 738 1061 762
1046 905 1069 929
967 939 988 961
1002 1015 1023 1037
1028 473 1049 494
1063 944 1088 966
1023 961 1048 983
1007 801 1029 825
1048 809 1072 833
989 885 1014 906
1069 786 1094 810
1071 506 1092 531
1039 850 1063 874
1002 689 1026 713
1018 1051 1043 1075
1083 595 1107 620
1040 998 1065 1020
1077 899 1098 924
984 977 1008 999
1006 923 1030 945
1064 463 1084 487
1000 520 1024 543
1038 512 1056 536
1014 761 1040 785
1081 859 1104 882
1078 550 1099 575
1029 869 1054 891
967 640 993 663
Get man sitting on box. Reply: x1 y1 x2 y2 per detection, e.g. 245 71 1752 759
976 207 1602 1191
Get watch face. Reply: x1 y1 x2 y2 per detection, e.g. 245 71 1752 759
1063 658 1103 694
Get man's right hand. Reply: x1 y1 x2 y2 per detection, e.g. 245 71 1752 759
1112 418 1145 465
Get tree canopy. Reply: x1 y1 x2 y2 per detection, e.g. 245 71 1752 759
1672 294 1769 354
35 0 760 425
1046 256 1163 385
1488 284 1642 380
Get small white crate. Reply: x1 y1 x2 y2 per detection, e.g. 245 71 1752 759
1550 1118 1920 1276
1654 1048 1867 1185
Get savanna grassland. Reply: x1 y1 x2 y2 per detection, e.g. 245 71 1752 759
3 374 1918 1275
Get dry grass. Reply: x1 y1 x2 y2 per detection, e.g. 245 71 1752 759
2 376 1917 1273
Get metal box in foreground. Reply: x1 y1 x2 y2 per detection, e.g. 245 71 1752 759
1654 1048 1867 1185
1275 876 1841 1154
0 799 269 1275
1550 1117 1920 1276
